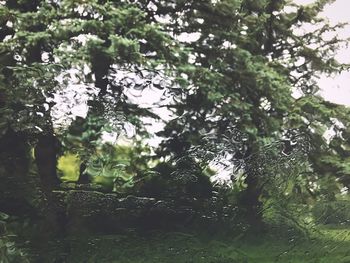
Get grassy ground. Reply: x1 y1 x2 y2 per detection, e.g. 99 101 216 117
23 226 350 263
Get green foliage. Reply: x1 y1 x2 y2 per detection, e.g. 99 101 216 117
62 116 111 160
134 156 214 201
58 138 157 193
148 0 350 213
84 144 134 193
57 153 80 182
0 213 29 263
312 200 350 225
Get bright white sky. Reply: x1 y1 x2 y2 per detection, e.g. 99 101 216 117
296 0 350 105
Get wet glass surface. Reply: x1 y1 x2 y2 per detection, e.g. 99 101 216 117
1 0 350 262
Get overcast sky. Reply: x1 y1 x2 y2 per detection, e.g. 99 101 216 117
296 0 350 106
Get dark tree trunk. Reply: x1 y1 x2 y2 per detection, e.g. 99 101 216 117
237 141 265 230
77 161 89 184
34 134 68 237
238 173 264 230
0 129 33 216
34 134 61 193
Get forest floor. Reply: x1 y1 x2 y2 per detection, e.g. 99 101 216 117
21 225 350 263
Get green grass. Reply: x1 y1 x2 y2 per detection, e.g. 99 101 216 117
24 227 350 263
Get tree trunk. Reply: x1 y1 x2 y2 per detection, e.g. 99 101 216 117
34 134 61 193
0 129 33 216
238 173 264 230
238 141 265 230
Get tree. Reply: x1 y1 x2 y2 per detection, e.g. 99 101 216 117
0 0 184 181
136 0 350 223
